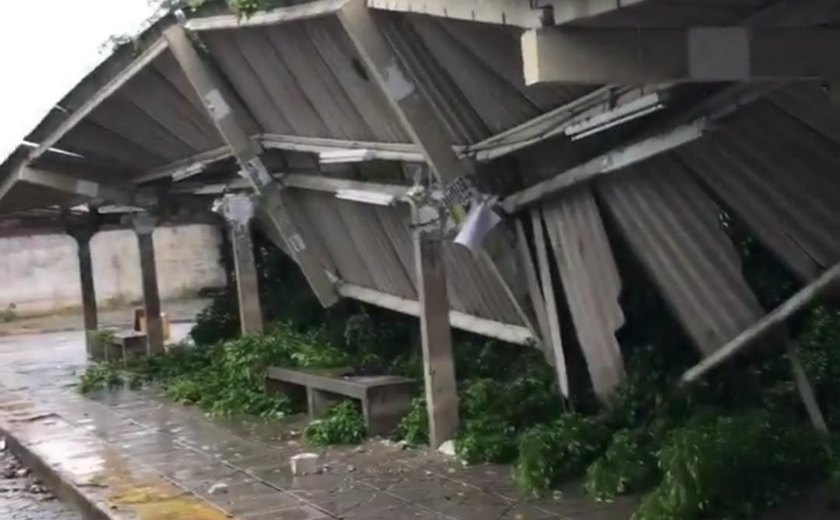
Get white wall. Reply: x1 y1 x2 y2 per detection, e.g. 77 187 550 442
0 225 226 316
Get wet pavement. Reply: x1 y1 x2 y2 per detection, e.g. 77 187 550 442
0 328 832 519
0 448 77 520
0 327 639 519
0 298 210 337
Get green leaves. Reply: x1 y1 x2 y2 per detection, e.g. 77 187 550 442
79 363 124 394
304 401 367 446
634 412 825 520
397 397 428 447
584 429 659 502
455 419 518 465
514 414 610 496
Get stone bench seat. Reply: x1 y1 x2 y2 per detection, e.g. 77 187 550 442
266 367 418 436
106 330 148 366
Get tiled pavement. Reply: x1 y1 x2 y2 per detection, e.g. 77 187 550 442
0 329 833 519
0 329 638 519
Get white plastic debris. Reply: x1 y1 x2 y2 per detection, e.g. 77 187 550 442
0 437 6 451
290 453 321 476
437 440 456 457
207 482 229 495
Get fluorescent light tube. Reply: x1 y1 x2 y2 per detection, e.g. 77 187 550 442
319 149 375 164
335 189 396 206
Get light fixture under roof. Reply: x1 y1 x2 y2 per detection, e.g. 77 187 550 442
335 189 397 206
319 149 375 164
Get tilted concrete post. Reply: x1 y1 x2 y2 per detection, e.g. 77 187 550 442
412 208 459 449
132 213 164 355
66 216 99 360
216 194 264 335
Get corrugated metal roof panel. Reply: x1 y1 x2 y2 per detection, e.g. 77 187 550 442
598 156 763 356
333 200 417 299
285 187 523 325
411 16 592 134
679 98 840 280
443 245 524 325
200 19 408 143
541 187 625 399
192 11 573 146
293 189 377 288
47 49 225 179
768 83 840 148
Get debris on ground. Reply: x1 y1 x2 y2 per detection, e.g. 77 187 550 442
207 482 229 496
437 440 456 457
290 453 321 476
1 448 64 511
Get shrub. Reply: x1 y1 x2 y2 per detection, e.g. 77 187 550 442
455 418 518 465
794 307 840 428
634 411 825 520
305 401 367 446
397 397 428 446
79 364 123 394
514 413 610 495
190 293 239 346
584 429 659 502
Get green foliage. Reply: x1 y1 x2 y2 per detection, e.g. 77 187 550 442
828 441 840 499
86 329 116 362
397 397 428 446
634 412 825 520
160 0 285 17
304 401 367 446
718 209 799 310
0 305 17 323
190 293 240 346
79 363 123 394
342 308 418 375
455 418 518 464
514 414 610 496
584 429 659 502
451 342 561 465
793 307 840 428
160 325 322 417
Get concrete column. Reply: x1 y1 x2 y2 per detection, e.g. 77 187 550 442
132 213 164 355
216 194 263 335
66 219 99 360
77 235 98 345
414 228 459 449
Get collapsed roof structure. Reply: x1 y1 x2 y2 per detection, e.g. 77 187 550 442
4 0 840 444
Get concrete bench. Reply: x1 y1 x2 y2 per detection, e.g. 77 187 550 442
106 330 148 366
266 367 419 436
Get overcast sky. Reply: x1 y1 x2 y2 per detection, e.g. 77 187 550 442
0 0 156 163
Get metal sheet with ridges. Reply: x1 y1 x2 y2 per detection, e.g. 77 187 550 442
599 156 763 356
541 187 625 400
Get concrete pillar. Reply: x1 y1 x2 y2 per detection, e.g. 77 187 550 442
216 194 263 335
132 213 164 355
66 218 99 360
414 228 459 449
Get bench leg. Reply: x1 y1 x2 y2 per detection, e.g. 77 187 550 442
364 386 415 437
307 388 335 420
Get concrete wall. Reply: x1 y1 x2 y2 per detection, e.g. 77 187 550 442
0 225 226 316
